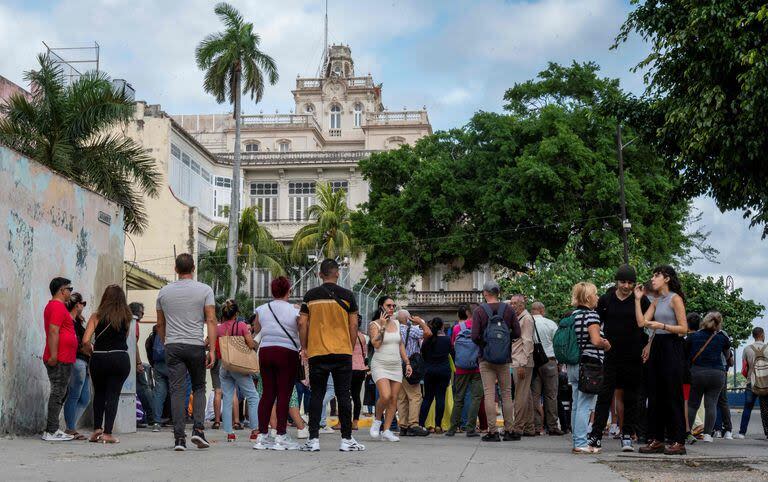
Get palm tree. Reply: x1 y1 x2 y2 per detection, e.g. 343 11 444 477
198 248 231 296
209 206 285 293
195 2 279 297
0 54 159 233
291 183 360 262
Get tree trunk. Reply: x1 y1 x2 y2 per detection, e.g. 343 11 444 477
227 69 242 299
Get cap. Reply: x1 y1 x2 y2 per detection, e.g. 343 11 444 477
482 280 501 295
615 264 637 283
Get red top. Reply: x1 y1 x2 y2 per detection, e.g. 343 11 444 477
215 320 251 359
451 319 479 375
43 300 77 364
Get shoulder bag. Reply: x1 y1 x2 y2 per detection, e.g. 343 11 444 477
577 312 604 395
691 332 717 365
402 323 425 384
267 302 305 381
219 321 259 375
532 317 550 369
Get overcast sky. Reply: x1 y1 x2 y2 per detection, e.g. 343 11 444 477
1 0 765 340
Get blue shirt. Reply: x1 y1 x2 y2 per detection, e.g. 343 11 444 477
400 323 424 357
688 330 731 370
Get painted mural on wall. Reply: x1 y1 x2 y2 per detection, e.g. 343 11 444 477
0 145 125 435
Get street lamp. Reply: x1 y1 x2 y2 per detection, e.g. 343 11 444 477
616 123 635 265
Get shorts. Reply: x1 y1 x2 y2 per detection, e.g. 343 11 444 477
255 377 299 408
682 383 691 401
210 358 221 390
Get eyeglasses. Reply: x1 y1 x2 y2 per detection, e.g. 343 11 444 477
78 301 87 307
63 286 74 292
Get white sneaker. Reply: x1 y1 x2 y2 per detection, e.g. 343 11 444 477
297 426 309 439
734 433 745 439
714 431 723 438
271 433 299 451
252 433 274 450
269 428 277 438
319 425 335 434
42 430 74 442
370 419 382 438
701 434 713 442
299 438 320 452
609 424 620 437
381 429 400 442
724 431 733 440
339 437 366 451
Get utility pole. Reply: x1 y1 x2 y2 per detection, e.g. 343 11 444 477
616 123 631 265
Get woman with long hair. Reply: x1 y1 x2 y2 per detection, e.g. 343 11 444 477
419 317 452 433
368 295 412 442
635 265 689 455
82 285 133 443
63 292 90 440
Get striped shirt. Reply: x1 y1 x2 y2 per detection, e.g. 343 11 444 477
400 323 424 357
574 308 604 363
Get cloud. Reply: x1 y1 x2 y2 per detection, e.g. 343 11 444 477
439 87 471 106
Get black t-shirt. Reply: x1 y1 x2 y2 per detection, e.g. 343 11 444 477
421 334 452 373
93 319 129 352
597 287 650 363
73 316 90 363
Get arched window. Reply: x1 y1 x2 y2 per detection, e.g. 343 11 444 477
244 141 259 152
330 105 341 130
278 140 291 152
353 103 364 128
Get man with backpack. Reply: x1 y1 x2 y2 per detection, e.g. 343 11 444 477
471 280 521 442
736 327 768 439
445 305 483 437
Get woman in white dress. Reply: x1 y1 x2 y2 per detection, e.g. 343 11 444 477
368 296 412 442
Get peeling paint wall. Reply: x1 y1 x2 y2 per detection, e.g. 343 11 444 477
0 146 125 435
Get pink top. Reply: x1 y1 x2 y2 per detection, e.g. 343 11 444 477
215 320 251 359
352 332 368 371
451 320 479 375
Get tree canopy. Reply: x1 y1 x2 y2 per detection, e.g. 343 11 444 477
615 0 768 235
352 62 695 291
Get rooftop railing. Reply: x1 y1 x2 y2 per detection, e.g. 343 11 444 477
366 110 429 126
216 149 377 166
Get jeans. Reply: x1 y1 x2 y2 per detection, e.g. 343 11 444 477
451 373 483 431
151 361 169 424
220 366 259 434
319 374 335 427
166 343 207 439
568 364 597 448
45 362 73 433
308 354 353 439
295 382 311 413
64 359 91 431
739 384 768 436
687 366 725 435
136 365 154 424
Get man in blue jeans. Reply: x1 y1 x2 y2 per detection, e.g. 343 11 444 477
146 325 170 431
736 327 768 438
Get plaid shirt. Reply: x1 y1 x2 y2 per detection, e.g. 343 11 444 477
400 323 424 357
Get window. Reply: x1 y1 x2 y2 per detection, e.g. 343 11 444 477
353 103 363 128
181 152 191 166
191 161 200 174
330 105 341 129
329 180 348 194
216 204 230 218
304 103 315 115
289 181 316 221
215 176 232 189
245 142 259 152
171 144 181 159
250 182 278 222
278 141 290 152
201 169 211 183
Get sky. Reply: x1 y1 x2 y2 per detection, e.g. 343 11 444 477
1 0 766 342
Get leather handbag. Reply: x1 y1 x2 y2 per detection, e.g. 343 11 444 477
575 312 604 394
219 321 259 375
532 317 550 369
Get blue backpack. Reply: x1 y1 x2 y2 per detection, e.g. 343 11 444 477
152 333 166 363
454 321 480 370
482 303 511 364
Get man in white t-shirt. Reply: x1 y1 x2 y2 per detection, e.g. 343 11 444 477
530 301 563 435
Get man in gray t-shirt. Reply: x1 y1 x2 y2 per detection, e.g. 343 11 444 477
156 253 217 451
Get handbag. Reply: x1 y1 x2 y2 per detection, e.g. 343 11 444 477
532 317 550 369
267 302 305 381
219 321 259 375
576 311 604 395
402 323 425 384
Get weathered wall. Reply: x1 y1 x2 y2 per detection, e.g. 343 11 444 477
0 145 125 435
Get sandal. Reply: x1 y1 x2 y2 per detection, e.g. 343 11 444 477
66 431 87 441
233 422 243 430
211 422 221 430
89 430 104 443
100 434 119 444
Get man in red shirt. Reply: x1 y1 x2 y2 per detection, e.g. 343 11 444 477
42 277 77 442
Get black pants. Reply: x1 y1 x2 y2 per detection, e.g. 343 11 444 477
90 351 130 434
351 370 367 420
646 335 685 444
419 368 451 428
166 343 207 439
309 354 352 439
590 357 642 439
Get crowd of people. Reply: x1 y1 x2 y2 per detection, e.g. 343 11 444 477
40 256 768 456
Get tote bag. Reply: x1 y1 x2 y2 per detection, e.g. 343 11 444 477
219 321 259 375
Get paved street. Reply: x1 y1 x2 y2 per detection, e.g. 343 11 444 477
3 411 767 481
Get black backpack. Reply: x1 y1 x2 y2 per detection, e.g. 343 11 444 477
402 323 425 384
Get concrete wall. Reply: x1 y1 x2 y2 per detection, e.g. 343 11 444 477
0 145 126 435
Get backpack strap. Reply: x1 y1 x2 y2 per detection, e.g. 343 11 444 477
481 303 494 320
458 321 467 332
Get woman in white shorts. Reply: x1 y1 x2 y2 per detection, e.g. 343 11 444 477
368 296 412 442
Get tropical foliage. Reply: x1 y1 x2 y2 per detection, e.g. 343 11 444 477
0 54 160 233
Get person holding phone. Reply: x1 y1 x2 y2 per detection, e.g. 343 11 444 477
397 309 432 436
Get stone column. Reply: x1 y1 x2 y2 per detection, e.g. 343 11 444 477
113 316 137 433
278 171 289 221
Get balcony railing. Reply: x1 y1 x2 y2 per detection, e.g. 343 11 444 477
328 128 341 137
295 76 374 90
407 290 484 306
366 110 429 126
216 149 377 166
296 78 321 89
240 114 321 131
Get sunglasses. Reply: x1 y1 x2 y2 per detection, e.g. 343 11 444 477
78 301 87 307
63 286 74 292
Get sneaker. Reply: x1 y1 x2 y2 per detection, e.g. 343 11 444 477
723 431 733 440
408 426 429 437
701 434 713 442
399 427 409 437
381 430 400 442
253 433 275 450
466 429 480 438
686 433 697 445
319 426 335 434
714 430 723 438
663 442 686 455
503 431 521 441
587 435 602 450
269 428 277 438
482 432 501 442
190 429 210 449
609 424 620 438
734 433 745 439
271 433 300 451
151 423 161 433
137 422 148 429
174 438 187 451
444 429 456 437
226 433 237 443
621 436 635 452
42 430 75 442
340 437 366 451
548 428 565 436
297 427 310 439
299 438 320 452
370 419 382 439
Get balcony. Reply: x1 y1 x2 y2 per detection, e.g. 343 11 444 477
295 76 374 90
216 149 377 166
328 128 341 137
365 110 429 127
240 113 321 131
406 290 484 306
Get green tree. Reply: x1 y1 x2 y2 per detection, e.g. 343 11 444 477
198 248 231 296
0 54 160 233
291 182 360 262
209 206 285 293
615 1 768 235
196 2 279 297
352 62 694 291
